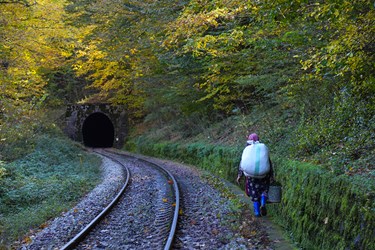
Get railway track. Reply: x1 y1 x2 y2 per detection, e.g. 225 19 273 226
61 149 180 250
21 148 269 250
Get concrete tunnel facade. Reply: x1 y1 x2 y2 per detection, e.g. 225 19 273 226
64 104 128 148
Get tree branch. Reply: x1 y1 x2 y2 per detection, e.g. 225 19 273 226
0 0 36 7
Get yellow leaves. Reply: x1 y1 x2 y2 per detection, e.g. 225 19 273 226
27 70 37 76
74 43 108 77
0 167 7 179
251 5 259 12
183 28 245 58
301 59 312 71
39 222 48 229
0 0 85 117
60 50 73 58
187 35 218 57
164 6 247 49
205 9 223 24
161 196 178 209
334 9 340 18
162 198 178 208
130 48 138 55
22 236 32 244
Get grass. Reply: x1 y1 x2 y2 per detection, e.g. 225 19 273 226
129 128 375 249
0 134 101 248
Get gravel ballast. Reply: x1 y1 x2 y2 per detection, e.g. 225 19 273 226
20 155 126 250
20 149 278 249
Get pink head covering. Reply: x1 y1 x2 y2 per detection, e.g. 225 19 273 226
248 133 259 141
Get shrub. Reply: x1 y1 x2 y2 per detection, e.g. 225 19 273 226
268 159 375 249
0 134 101 246
131 138 375 249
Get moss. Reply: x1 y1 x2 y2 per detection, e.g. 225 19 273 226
131 138 375 249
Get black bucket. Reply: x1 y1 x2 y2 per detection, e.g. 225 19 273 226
268 185 282 203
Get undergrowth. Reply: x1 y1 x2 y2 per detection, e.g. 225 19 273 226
0 133 101 248
128 131 375 249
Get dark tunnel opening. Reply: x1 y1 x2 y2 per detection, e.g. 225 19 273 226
82 112 115 148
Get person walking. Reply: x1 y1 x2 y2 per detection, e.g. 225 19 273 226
236 133 273 217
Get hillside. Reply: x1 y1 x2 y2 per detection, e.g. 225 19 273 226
2 0 373 173
1 0 374 248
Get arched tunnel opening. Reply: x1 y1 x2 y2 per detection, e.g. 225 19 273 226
82 112 115 148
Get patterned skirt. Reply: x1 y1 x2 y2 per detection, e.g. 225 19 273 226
245 175 271 202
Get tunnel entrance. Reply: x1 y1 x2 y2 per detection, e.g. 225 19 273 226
82 112 115 148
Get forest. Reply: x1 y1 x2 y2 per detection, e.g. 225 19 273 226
0 0 374 249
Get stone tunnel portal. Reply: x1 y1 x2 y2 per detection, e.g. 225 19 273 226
82 112 115 148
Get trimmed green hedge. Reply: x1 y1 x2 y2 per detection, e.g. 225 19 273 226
130 137 375 249
269 159 375 249
133 137 242 181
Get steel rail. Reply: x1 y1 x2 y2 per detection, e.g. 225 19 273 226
60 150 130 250
106 149 180 250
137 157 180 250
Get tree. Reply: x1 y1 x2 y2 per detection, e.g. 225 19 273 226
0 0 80 159
65 0 189 121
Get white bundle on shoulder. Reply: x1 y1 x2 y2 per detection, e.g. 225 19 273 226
240 141 271 178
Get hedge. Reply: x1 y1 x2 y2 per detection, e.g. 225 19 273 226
130 137 374 249
269 159 374 249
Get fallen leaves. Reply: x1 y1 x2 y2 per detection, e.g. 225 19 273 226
22 236 32 244
39 222 48 229
211 228 219 236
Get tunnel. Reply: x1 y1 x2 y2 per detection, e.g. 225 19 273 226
82 112 115 148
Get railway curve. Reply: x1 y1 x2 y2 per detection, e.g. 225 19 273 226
71 149 179 249
20 149 275 250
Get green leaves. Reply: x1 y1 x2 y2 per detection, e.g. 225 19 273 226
1 0 373 176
